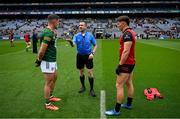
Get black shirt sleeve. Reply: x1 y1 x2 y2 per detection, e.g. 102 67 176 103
123 31 133 42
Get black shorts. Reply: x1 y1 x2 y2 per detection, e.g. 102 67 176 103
119 64 135 73
76 54 93 69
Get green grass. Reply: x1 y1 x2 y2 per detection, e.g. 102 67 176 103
0 39 180 118
0 40 25 55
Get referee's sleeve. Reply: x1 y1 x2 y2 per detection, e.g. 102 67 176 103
123 31 133 42
91 34 97 46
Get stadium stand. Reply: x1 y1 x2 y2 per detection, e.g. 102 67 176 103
0 0 179 39
0 18 179 39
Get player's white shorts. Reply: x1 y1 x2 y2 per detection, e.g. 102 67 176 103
40 60 57 73
26 41 31 46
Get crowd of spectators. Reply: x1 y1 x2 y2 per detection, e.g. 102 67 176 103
0 18 179 39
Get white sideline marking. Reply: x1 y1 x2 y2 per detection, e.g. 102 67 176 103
100 90 107 119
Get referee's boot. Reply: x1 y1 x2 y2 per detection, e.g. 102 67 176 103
78 87 86 93
90 89 96 97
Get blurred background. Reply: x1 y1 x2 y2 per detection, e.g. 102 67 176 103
0 0 179 40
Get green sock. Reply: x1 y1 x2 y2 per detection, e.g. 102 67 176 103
50 91 53 98
45 99 50 104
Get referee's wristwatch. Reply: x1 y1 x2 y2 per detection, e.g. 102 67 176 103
91 52 95 55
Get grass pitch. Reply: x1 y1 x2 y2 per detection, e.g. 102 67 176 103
0 39 180 118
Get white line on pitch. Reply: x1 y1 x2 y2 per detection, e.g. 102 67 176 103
100 90 106 119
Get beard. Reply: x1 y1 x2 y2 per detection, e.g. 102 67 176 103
54 23 59 29
79 28 85 32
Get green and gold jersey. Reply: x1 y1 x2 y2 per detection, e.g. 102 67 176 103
40 28 57 62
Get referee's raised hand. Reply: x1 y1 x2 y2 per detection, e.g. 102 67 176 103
66 38 74 47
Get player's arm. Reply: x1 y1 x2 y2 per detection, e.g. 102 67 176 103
119 42 132 65
35 36 50 67
119 32 132 65
38 43 48 61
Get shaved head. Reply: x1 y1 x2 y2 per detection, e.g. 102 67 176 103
79 21 87 33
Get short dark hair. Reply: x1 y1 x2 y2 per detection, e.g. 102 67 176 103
79 21 87 26
48 14 60 22
117 15 130 26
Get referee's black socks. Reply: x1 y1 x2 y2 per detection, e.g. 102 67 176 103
80 75 85 88
88 77 94 91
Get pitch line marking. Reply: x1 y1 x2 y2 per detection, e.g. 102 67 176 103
100 90 107 119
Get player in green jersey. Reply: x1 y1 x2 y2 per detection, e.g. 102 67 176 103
35 14 61 111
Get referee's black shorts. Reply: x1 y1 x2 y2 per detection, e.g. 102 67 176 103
76 53 93 69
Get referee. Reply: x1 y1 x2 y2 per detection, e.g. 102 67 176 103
67 21 97 97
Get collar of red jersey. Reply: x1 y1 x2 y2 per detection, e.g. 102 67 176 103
123 27 132 33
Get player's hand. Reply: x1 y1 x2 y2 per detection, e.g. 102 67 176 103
88 53 94 59
66 38 74 47
35 59 41 67
115 65 122 75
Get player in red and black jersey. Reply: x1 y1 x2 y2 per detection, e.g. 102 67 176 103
24 32 31 52
105 16 136 116
9 30 14 47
